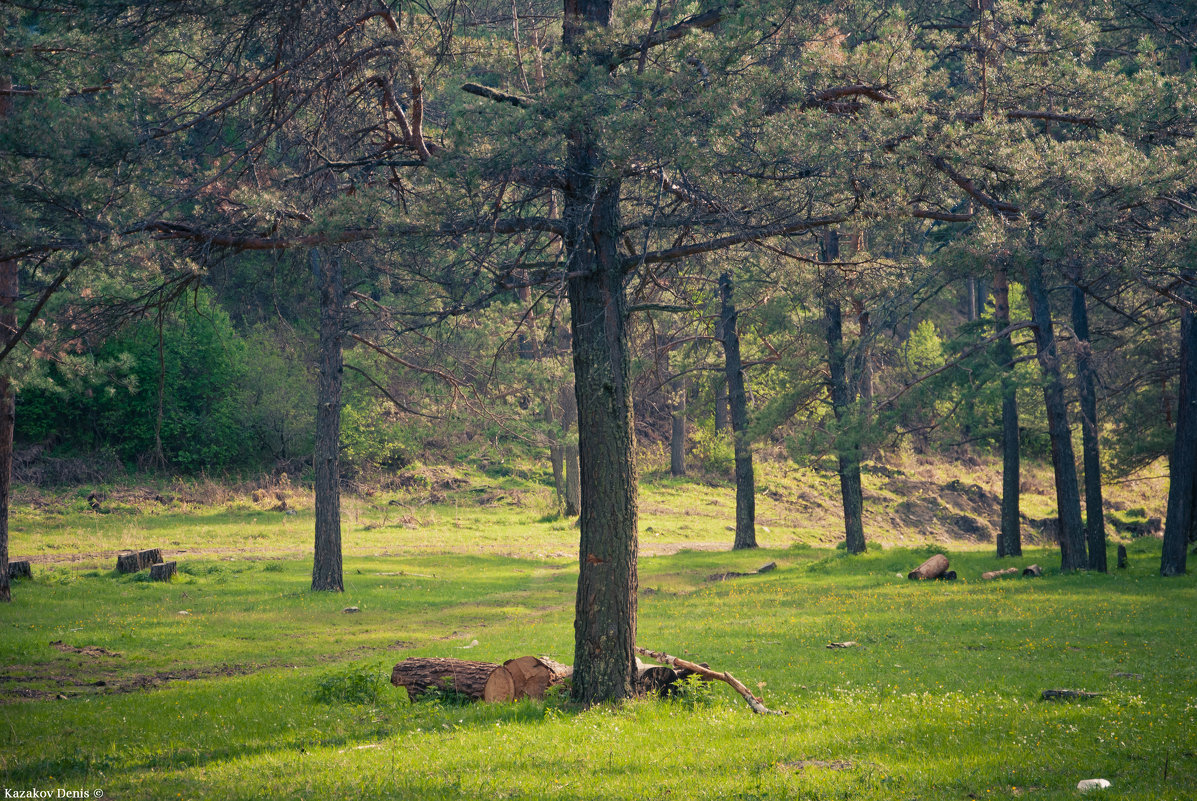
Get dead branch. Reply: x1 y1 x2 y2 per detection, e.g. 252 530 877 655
634 646 784 715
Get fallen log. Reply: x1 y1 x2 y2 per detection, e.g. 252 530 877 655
391 657 500 701
707 561 779 582
635 646 783 715
908 554 949 580
982 567 1019 580
1042 688 1101 701
8 560 32 580
483 656 572 702
1022 564 1043 577
150 561 177 582
116 549 163 574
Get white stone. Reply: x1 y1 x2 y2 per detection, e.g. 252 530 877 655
1077 779 1111 792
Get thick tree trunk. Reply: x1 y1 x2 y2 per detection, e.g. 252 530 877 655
992 270 1022 557
312 250 344 592
1071 282 1107 572
0 77 14 603
1025 264 1086 572
720 273 756 550
564 183 636 704
562 0 638 706
670 377 686 477
823 234 866 555
1162 307 1197 576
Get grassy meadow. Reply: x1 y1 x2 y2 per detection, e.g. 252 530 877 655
2 457 1194 800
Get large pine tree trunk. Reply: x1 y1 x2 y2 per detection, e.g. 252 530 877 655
312 250 344 592
720 273 756 549
0 76 15 603
823 233 865 555
670 377 686 477
1071 282 1107 572
1162 306 1197 576
992 270 1022 557
1025 264 1086 572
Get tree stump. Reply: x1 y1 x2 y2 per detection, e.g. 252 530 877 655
1117 544 1128 569
1022 564 1043 577
8 560 31 580
908 554 949 580
150 561 177 582
982 567 1019 580
391 657 500 701
116 549 164 574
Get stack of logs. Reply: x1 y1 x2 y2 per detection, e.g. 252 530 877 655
908 554 1043 581
390 655 691 703
392 648 783 715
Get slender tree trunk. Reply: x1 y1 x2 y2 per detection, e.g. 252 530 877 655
1025 264 1086 572
562 0 637 698
1162 306 1197 576
1071 281 1107 572
670 377 686 477
312 250 344 592
550 443 566 506
720 273 756 550
153 307 167 470
713 379 729 432
0 76 15 602
823 234 865 554
560 384 580 516
992 269 1022 557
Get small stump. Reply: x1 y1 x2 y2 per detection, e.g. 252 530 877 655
1117 544 1128 569
149 561 177 582
116 549 164 574
8 560 32 580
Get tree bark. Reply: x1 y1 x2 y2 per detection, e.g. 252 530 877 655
391 657 499 700
1025 264 1086 572
720 272 756 550
562 0 637 700
823 234 866 555
0 76 15 603
312 250 344 592
550 443 566 507
1162 306 1197 576
908 553 949 580
1071 282 1107 572
670 377 686 477
992 270 1022 557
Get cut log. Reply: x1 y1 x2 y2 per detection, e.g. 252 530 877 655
635 646 783 715
149 561 177 582
982 567 1019 580
482 666 516 702
936 570 957 581
1117 544 1128 569
908 554 949 580
1041 688 1101 701
116 549 164 574
496 656 572 700
390 657 500 701
1022 564 1043 577
8 560 31 580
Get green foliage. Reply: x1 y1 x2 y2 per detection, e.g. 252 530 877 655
339 400 413 475
313 663 389 706
691 420 734 475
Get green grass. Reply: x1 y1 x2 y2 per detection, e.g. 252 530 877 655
2 463 1192 800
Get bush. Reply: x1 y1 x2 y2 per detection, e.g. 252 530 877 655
312 663 388 705
691 421 734 475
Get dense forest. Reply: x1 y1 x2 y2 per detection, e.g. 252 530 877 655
2 0 1195 702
